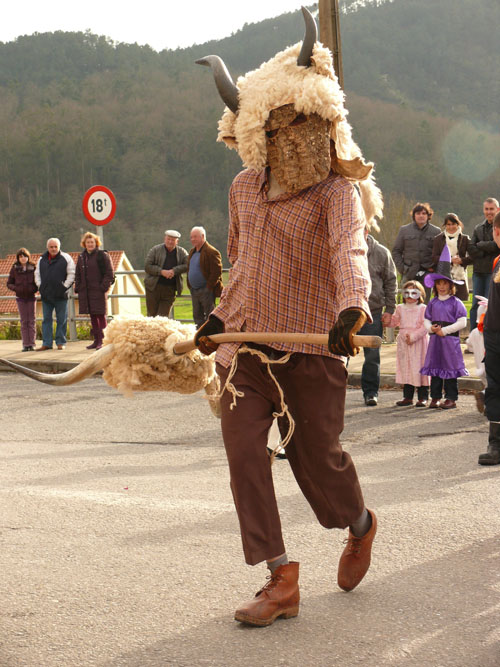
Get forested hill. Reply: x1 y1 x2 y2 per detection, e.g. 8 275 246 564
0 0 499 266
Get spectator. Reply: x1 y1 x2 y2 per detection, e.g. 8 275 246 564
74 232 114 350
359 232 397 406
478 211 500 465
144 230 188 317
420 246 469 409
7 248 38 351
431 213 471 301
187 226 223 328
35 238 75 351
467 197 500 329
388 280 430 407
392 202 441 300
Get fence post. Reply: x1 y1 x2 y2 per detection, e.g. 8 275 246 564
68 288 78 342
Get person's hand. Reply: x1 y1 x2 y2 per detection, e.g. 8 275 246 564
161 269 174 278
381 312 392 327
328 308 367 357
451 256 462 265
436 328 445 337
405 333 412 345
431 323 441 334
194 316 224 355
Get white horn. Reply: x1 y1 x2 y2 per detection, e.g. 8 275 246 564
0 344 115 386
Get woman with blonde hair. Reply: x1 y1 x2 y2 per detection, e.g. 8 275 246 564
7 248 38 351
74 232 114 350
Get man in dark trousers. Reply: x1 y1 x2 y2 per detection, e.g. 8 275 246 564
468 197 500 330
35 237 75 350
144 230 188 317
360 232 397 406
187 226 223 328
478 210 500 465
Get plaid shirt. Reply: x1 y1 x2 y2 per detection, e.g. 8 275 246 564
213 169 372 367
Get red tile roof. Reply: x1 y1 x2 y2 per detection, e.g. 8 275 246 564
0 251 125 314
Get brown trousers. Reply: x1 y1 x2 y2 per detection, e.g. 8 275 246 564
145 284 176 317
217 350 365 565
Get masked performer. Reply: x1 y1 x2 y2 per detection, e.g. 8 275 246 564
195 8 383 626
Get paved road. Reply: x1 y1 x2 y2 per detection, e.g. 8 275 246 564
0 375 498 666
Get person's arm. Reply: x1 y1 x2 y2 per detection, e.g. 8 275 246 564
173 247 188 275
467 227 483 259
431 234 442 269
205 247 223 290
388 305 400 328
6 265 17 293
441 317 467 335
391 229 405 275
62 253 76 288
145 246 161 276
74 255 81 293
476 239 499 255
383 252 397 316
34 258 41 287
100 252 114 292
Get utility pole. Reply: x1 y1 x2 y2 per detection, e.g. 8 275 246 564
318 0 344 89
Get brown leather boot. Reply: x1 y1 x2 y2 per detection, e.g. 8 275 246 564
337 509 377 592
234 562 300 626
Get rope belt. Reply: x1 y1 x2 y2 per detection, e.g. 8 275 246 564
219 344 295 464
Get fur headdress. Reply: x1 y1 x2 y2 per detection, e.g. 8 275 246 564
197 9 383 228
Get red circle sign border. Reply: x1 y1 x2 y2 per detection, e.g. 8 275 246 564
82 185 117 226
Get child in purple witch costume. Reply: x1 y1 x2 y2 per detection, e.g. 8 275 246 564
421 245 469 409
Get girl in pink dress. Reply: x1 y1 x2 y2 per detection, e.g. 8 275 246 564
389 280 430 407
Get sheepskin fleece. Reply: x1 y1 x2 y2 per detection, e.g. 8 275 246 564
101 316 216 398
217 41 383 227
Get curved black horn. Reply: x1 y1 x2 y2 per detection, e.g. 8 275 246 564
195 55 239 114
297 6 317 67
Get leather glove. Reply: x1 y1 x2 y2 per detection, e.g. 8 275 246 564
328 308 367 357
194 315 224 355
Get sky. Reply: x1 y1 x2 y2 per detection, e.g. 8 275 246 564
0 1 308 51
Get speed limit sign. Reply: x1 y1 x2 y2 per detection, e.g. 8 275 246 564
82 185 116 226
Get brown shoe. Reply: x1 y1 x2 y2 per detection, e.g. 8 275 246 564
234 562 300 626
395 398 413 406
338 509 377 592
428 399 441 408
57 345 66 350
35 345 52 351
440 399 456 409
415 399 428 408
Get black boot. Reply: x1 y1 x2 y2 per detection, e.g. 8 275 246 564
478 422 500 466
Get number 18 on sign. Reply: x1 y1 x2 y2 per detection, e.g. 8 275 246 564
82 185 116 226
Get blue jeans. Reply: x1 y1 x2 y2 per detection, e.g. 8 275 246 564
470 273 491 330
359 312 383 398
42 298 68 347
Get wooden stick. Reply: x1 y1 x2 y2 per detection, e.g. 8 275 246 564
173 333 382 355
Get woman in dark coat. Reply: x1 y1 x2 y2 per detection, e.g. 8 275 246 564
7 247 38 351
431 213 471 301
75 232 114 349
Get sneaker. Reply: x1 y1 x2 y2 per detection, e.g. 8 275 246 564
57 345 66 350
35 345 52 351
364 396 378 406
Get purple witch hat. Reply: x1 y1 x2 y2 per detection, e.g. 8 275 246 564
424 244 464 288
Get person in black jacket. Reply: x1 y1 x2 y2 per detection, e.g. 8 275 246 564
478 210 500 465
7 248 38 351
468 198 500 329
35 238 75 350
